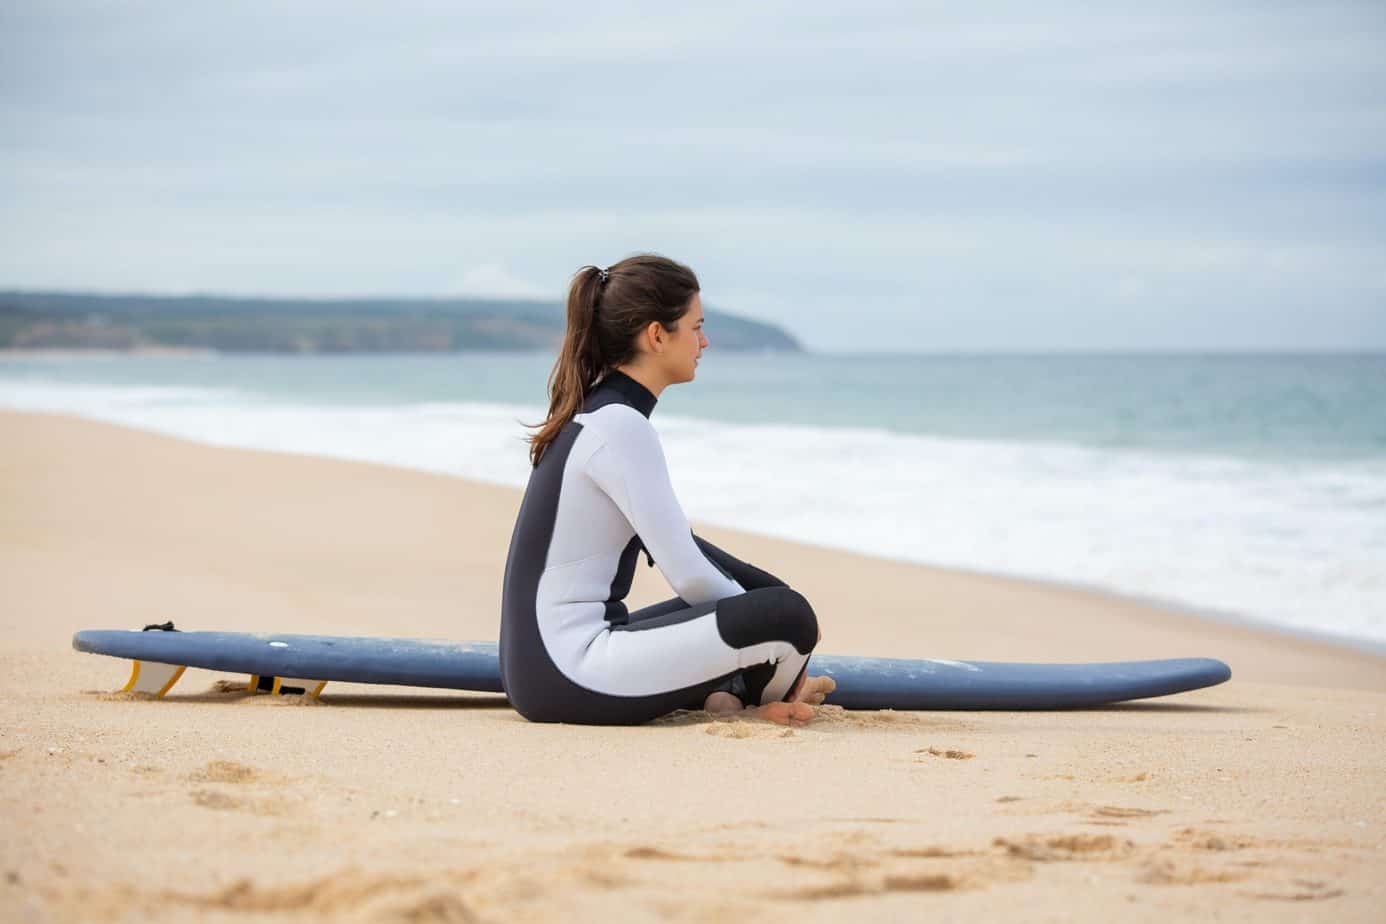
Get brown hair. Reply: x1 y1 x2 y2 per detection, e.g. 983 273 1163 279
524 253 700 467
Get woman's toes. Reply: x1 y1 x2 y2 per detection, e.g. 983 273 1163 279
750 700 815 727
794 675 836 705
753 702 790 725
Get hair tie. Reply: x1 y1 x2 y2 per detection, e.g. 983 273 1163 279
597 268 609 284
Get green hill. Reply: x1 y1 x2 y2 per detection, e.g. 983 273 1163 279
0 291 803 353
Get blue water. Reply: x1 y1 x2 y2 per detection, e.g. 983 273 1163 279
4 351 1381 461
4 350 1384 647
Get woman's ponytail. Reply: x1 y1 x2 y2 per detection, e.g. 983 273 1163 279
525 266 603 467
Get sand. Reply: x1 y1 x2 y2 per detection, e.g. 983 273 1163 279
2 409 1383 922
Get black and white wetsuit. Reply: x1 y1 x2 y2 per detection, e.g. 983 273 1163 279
499 369 819 725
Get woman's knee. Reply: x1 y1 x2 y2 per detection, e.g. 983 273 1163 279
715 585 818 655
776 587 819 654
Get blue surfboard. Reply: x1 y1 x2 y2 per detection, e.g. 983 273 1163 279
73 629 1230 710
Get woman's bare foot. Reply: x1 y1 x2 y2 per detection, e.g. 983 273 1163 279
702 691 813 727
793 675 836 706
748 700 815 726
702 633 832 726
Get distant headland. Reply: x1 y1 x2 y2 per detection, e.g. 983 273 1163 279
0 290 803 354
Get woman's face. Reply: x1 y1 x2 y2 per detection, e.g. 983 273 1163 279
666 293 709 383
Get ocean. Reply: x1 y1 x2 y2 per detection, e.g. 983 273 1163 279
3 351 1383 649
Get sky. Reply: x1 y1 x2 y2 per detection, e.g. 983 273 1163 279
2 1 1384 352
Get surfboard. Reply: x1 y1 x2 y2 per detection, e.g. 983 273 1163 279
73 629 1231 710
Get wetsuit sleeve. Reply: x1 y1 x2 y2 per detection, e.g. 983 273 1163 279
691 532 788 591
587 416 745 606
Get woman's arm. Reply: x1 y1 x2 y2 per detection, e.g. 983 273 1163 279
586 412 745 606
691 533 788 591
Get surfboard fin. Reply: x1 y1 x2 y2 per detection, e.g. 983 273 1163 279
246 674 327 699
121 660 187 698
273 677 328 698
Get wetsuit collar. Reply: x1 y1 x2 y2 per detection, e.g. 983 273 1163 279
586 368 658 419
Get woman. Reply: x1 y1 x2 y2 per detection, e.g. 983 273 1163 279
500 253 833 726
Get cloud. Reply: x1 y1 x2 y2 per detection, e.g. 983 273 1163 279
1 1 1383 349
449 263 554 300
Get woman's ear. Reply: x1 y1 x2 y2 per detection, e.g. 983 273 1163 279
645 320 667 353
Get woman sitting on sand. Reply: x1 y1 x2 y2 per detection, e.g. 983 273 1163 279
499 253 834 726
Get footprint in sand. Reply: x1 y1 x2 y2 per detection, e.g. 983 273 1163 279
998 800 1170 824
993 833 1134 862
915 747 974 760
184 760 288 815
774 872 971 901
186 760 265 784
769 849 1035 901
154 868 479 916
1172 827 1346 853
624 847 701 862
777 852 881 872
188 789 288 816
887 846 980 859
623 838 998 901
1241 879 1345 902
1090 805 1166 818
1176 829 1260 852
382 892 479 923
1140 858 1249 886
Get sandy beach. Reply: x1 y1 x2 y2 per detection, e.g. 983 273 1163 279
3 408 1383 922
